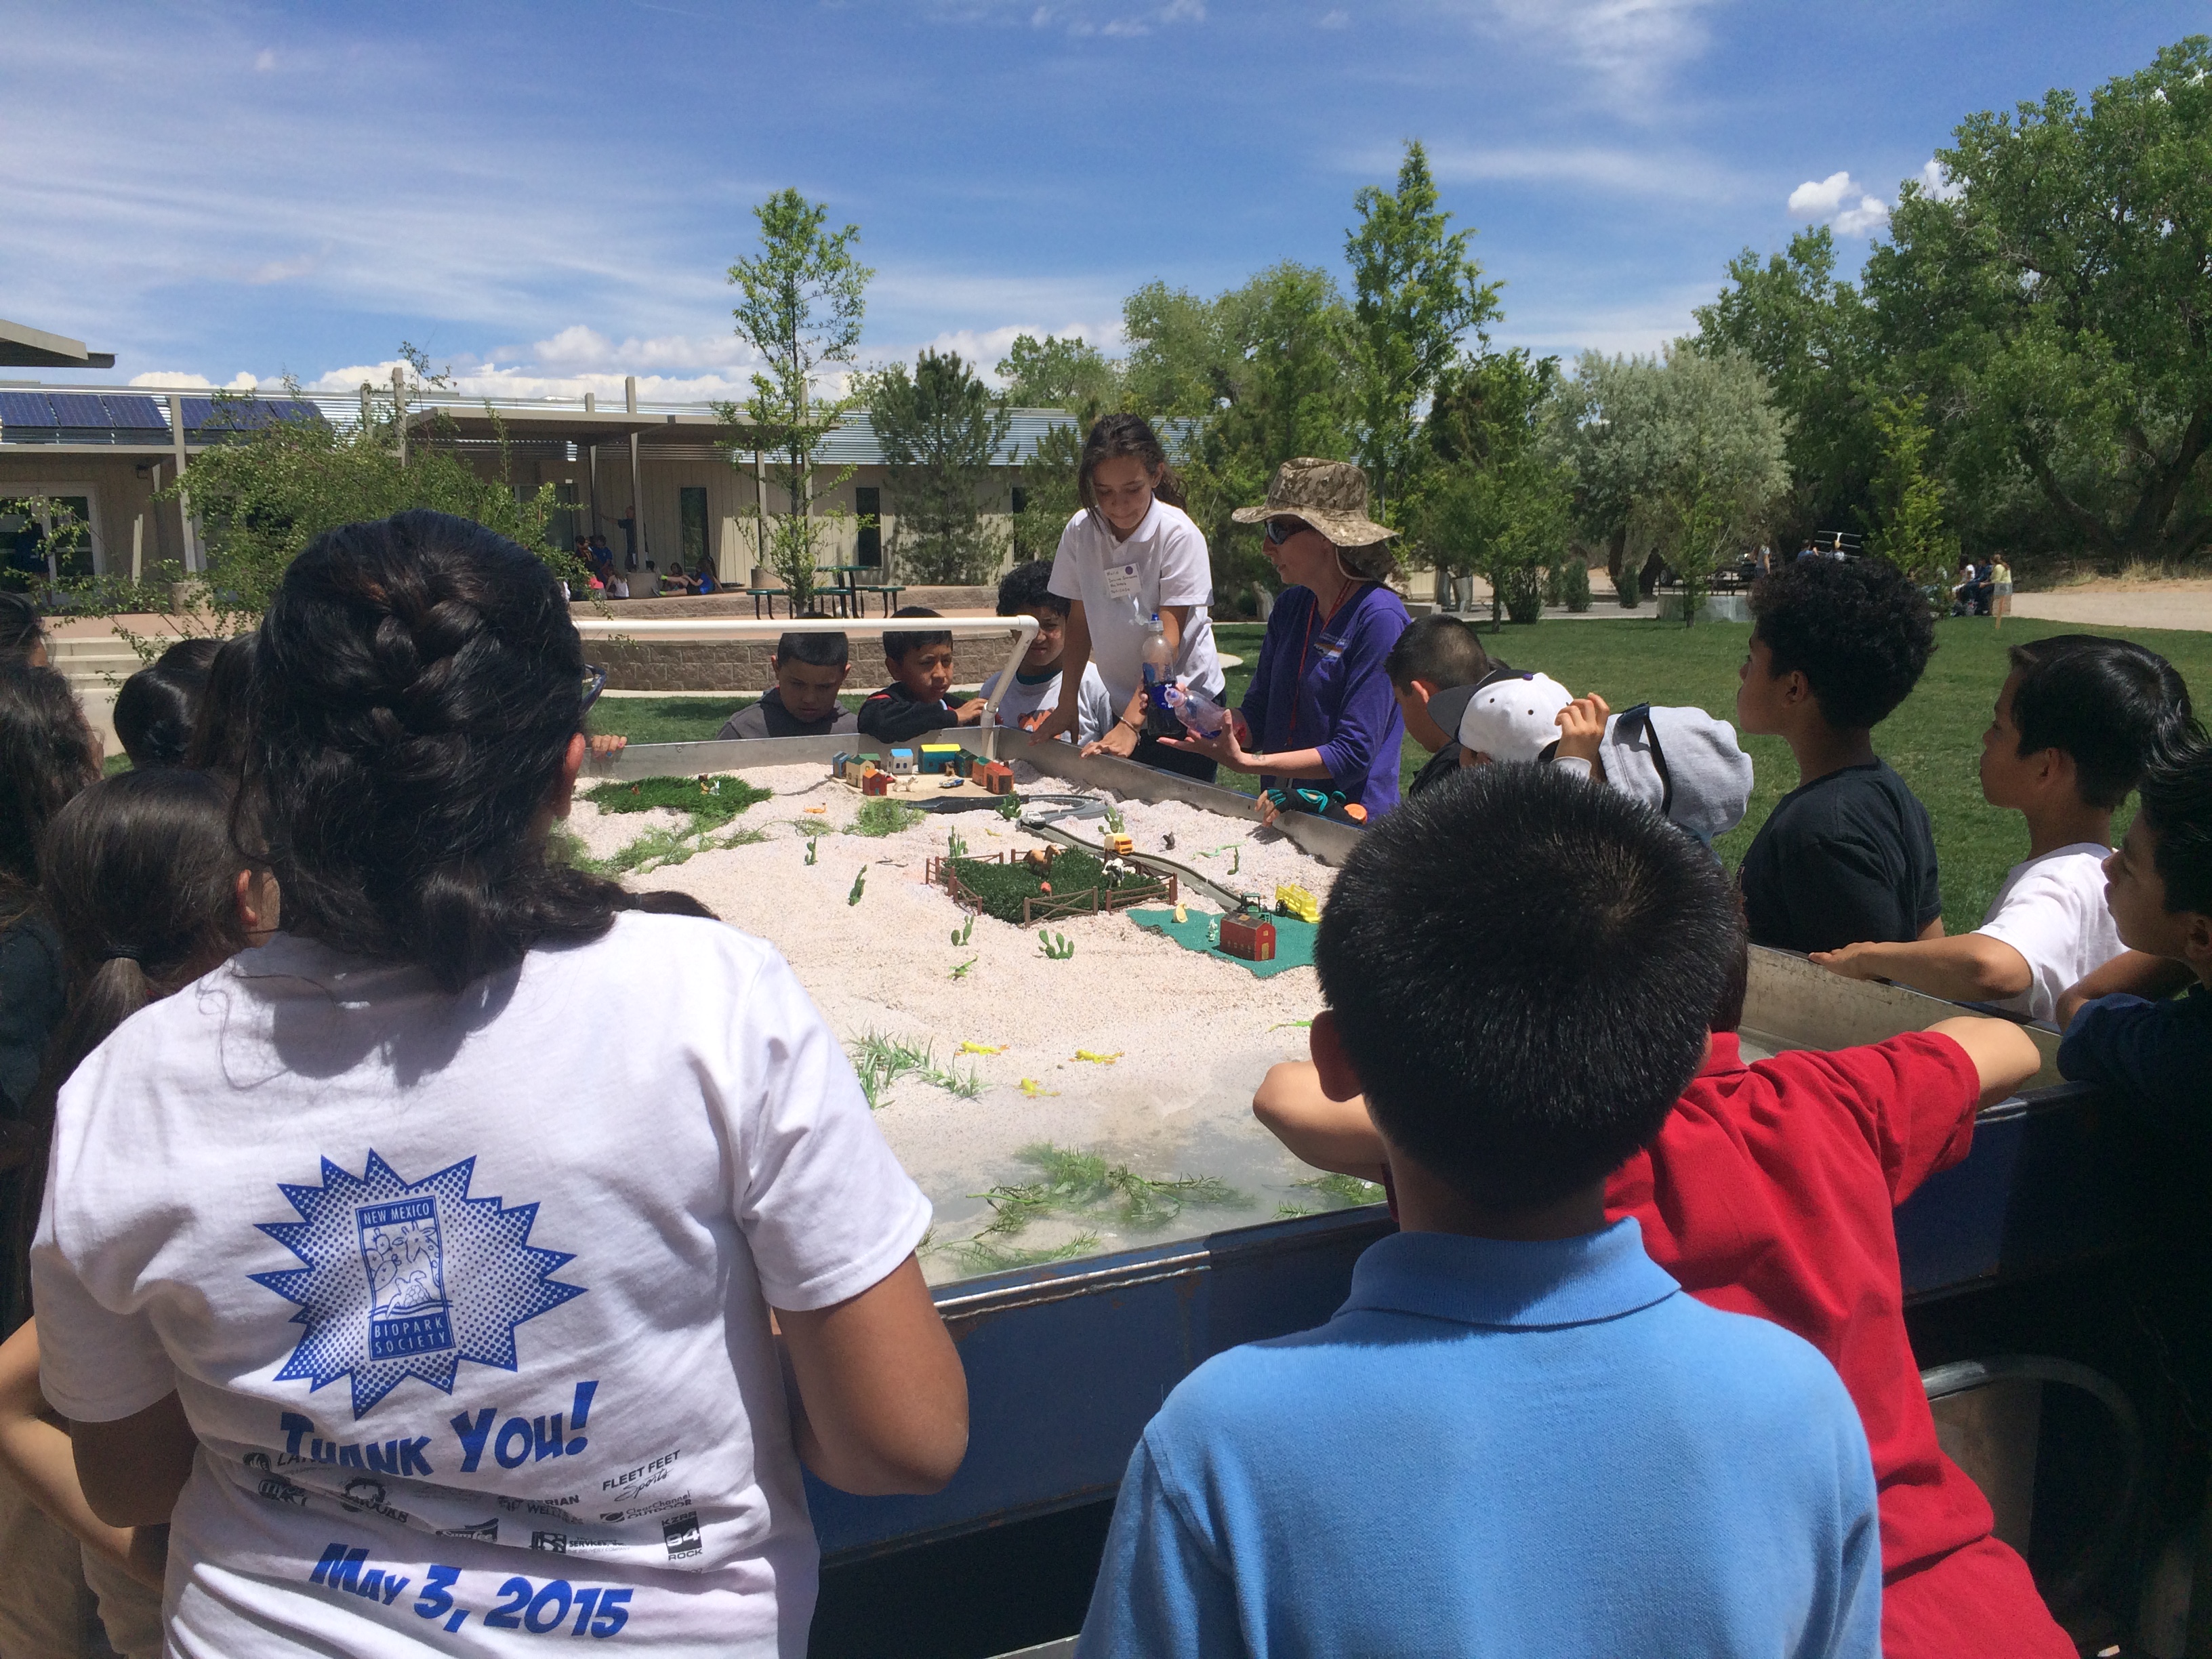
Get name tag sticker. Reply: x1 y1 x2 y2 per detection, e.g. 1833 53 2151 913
1103 561 1142 601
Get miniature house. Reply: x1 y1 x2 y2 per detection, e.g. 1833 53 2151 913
1219 912 1277 962
920 743 962 775
888 748 918 775
862 769 893 797
979 761 1015 795
830 752 853 777
1275 883 1320 924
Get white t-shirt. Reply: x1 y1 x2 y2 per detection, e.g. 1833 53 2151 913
1974 842 2123 1025
33 914 930 1659
981 659 1113 745
1045 501 1225 710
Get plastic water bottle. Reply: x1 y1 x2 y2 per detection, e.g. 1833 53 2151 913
1141 613 1174 712
1164 682 1228 739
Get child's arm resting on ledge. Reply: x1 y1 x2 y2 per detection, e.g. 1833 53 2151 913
1923 1015 2043 1105
777 1254 968 1496
2055 950 2197 1029
1811 932 2032 1005
1252 1061 1388 1182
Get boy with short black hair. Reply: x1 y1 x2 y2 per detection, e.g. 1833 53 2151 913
857 607 985 743
1737 558 1942 954
716 631 859 740
2060 735 2212 1121
1382 613 1499 796
1082 766 1880 1657
982 560 1112 743
1816 634 2192 1023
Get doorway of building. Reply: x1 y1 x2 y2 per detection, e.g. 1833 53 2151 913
855 487 882 569
679 487 708 577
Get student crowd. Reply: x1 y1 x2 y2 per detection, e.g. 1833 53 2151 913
0 415 2203 1658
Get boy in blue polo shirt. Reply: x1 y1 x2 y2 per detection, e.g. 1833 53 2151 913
1080 766 1879 1658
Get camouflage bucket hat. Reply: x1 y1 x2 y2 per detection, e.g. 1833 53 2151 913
1231 457 1399 579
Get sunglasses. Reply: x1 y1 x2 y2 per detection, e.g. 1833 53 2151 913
581 663 607 717
1264 517 1309 546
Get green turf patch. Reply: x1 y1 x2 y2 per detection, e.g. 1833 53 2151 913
1128 905 1319 978
583 774 769 828
944 1143 1248 1274
848 797 926 837
948 847 1161 924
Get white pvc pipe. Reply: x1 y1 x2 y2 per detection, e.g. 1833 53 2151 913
571 613 1038 756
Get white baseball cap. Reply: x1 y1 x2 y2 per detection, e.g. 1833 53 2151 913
1429 672 1574 763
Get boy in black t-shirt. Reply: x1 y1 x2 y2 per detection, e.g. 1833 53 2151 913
1736 559 1941 954
857 607 986 744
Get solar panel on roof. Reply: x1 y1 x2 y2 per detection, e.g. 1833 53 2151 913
182 396 328 441
0 390 168 444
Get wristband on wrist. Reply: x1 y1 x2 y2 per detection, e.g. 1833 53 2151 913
1117 716 1141 735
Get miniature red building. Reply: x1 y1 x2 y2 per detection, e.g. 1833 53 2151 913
1218 912 1277 962
862 769 893 797
980 761 1015 795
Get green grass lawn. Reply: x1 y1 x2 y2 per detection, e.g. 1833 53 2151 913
590 615 2212 937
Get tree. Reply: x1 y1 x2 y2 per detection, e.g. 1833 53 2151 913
1864 391 1959 585
1345 140 1502 521
1862 37 2212 568
866 348 1014 584
1118 264 1357 597
1692 228 1877 547
1411 349 1571 628
95 361 569 644
1549 349 1790 623
996 334 1118 561
997 333 1119 414
720 190 873 613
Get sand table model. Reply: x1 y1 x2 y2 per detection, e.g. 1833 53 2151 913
565 760 1372 1282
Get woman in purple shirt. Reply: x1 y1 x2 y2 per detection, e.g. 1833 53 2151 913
1162 459 1411 815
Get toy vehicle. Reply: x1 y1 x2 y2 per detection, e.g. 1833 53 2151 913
1218 910 1277 962
1101 832 1134 857
1275 882 1319 924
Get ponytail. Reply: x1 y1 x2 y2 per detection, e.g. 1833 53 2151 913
1078 413 1187 518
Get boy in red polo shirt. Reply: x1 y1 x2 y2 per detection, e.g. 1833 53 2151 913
1253 937 2066 1658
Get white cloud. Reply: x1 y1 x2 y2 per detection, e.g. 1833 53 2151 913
1412 141 1742 203
1919 157 1963 202
127 370 260 390
1319 7 1350 24
252 47 276 70
939 0 1204 34
1788 170 1889 235
1472 0 1721 100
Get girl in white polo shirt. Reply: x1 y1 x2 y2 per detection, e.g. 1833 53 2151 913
1031 415 1225 782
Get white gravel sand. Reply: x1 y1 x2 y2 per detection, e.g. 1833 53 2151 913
592 762 1361 1280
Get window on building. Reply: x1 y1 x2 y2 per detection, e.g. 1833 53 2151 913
1011 487 1029 516
680 487 708 573
855 486 882 569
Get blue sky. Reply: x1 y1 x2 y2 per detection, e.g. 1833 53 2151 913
3 1 2203 401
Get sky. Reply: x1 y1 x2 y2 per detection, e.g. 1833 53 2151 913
2 1 2204 403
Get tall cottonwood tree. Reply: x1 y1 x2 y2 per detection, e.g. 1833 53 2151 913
1864 38 2212 567
720 190 872 612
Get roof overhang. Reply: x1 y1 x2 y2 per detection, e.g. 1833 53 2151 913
405 405 762 451
0 319 117 370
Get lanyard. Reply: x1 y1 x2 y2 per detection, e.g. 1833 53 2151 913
1288 583 1366 746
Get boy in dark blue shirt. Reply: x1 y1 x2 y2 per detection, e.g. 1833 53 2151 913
857 607 985 745
2060 735 2212 1128
1080 766 1880 1658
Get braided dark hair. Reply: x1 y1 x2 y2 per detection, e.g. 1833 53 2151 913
253 510 628 991
1077 413 1187 516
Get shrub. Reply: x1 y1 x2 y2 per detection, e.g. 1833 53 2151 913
1557 559 1592 612
1502 567 1546 624
1616 566 1641 608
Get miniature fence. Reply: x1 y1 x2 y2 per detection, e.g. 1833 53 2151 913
926 853 1178 927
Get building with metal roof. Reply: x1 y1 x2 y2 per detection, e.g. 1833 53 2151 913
0 373 1077 585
